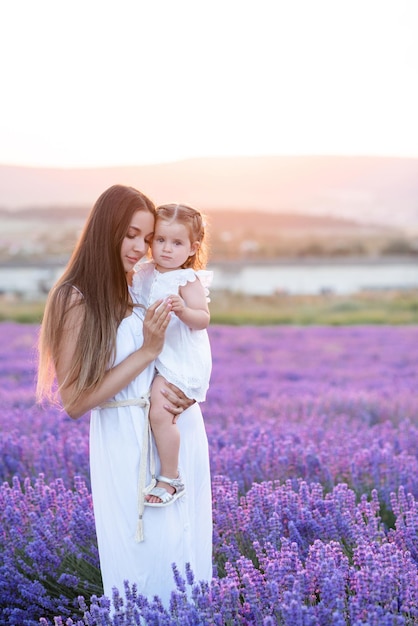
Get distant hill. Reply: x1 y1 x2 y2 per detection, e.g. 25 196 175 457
1 155 418 229
2 204 412 263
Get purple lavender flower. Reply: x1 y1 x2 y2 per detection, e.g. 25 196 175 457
1 323 418 624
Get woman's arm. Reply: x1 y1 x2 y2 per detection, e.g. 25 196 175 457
56 297 172 419
170 277 210 330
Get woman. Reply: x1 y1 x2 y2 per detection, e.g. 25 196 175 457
37 185 213 607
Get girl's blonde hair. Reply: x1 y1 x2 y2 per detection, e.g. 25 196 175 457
155 203 208 270
37 184 156 414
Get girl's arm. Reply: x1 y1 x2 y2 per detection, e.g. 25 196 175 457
171 276 210 330
56 295 172 419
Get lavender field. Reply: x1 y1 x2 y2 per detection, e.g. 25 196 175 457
1 322 418 625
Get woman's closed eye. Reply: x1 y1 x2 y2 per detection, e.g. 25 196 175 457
127 229 142 240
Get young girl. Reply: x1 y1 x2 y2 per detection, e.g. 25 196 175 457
132 203 212 507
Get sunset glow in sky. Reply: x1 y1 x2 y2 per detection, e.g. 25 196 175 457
1 0 418 168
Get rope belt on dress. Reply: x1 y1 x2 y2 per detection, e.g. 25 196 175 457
97 393 156 542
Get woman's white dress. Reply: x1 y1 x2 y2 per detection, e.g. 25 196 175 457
89 303 213 607
132 263 212 402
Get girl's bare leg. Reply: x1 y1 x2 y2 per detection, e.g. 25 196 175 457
147 375 181 503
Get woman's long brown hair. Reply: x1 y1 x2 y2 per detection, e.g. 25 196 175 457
37 184 156 413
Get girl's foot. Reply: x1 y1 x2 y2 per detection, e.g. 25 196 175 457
146 479 175 504
144 474 186 507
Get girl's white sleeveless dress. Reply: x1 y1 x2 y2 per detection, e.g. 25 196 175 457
89 302 213 607
132 263 213 402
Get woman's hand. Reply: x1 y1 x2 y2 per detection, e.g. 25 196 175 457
141 299 171 359
160 380 195 424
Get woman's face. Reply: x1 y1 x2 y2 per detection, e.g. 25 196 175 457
120 209 155 273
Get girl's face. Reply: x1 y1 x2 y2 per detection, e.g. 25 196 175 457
120 210 155 273
152 219 198 272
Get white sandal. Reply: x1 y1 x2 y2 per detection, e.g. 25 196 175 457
144 474 186 507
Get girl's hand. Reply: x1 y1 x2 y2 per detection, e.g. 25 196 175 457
141 299 171 358
167 294 185 316
160 380 195 424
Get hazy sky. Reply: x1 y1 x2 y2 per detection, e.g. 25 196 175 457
1 0 418 168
